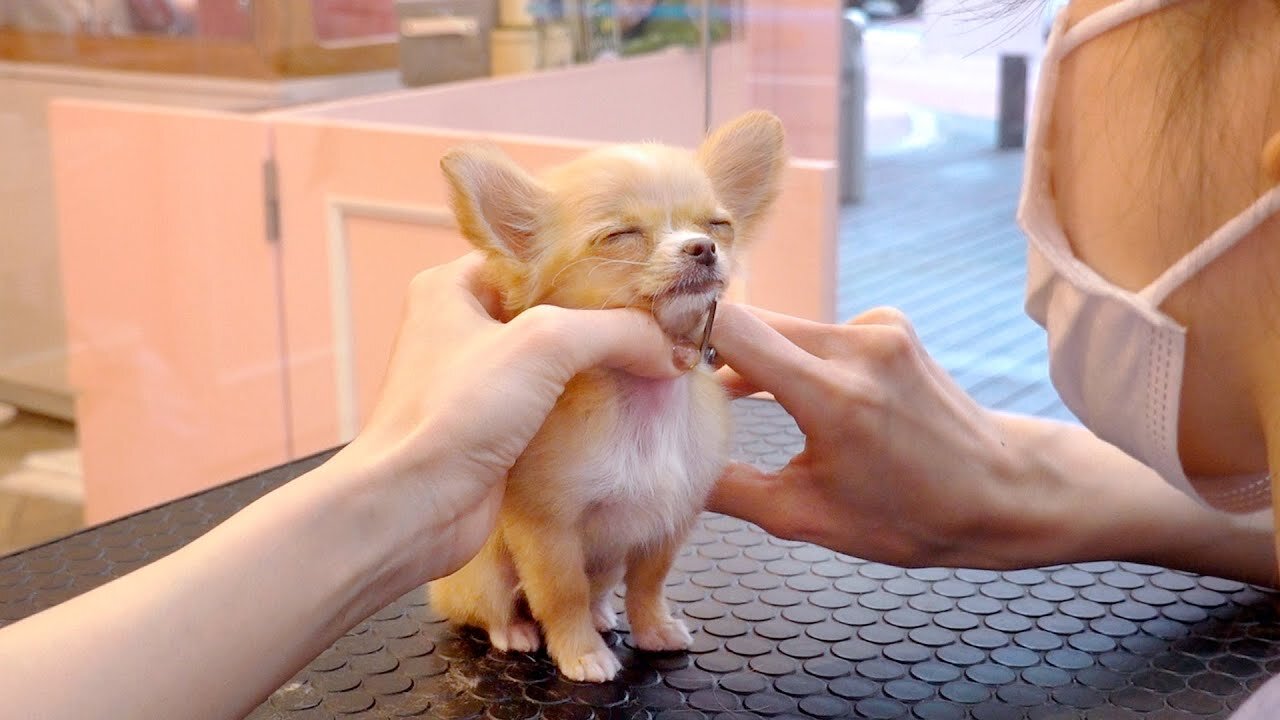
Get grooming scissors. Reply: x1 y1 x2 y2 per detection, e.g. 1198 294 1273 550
698 301 718 365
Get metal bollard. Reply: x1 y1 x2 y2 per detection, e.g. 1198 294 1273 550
839 9 867 205
997 53 1028 150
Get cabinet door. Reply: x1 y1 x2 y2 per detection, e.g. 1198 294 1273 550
50 101 288 523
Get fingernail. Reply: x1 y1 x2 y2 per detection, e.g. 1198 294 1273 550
673 342 699 371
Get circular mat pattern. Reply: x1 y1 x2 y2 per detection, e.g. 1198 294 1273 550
2 399 1279 719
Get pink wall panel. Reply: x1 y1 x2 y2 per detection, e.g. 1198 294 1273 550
744 0 841 161
749 77 840 163
49 101 288 523
744 159 838 321
344 216 465 426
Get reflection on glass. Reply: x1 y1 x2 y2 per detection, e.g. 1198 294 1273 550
0 0 404 43
572 0 729 60
311 0 397 42
3 0 200 36
0 1 412 77
610 0 724 56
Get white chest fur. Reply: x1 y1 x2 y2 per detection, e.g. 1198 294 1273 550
576 372 727 550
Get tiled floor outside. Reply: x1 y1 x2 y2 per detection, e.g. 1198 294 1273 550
840 114 1072 422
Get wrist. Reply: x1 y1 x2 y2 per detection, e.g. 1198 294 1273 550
979 412 1140 569
902 409 1072 571
274 457 429 625
317 436 497 593
991 412 1278 586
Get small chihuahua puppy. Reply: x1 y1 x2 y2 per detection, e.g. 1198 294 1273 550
428 111 787 682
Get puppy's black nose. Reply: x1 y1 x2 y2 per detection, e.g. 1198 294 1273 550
682 238 717 266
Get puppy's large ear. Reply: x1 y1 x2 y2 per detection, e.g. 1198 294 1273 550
441 145 550 260
697 111 787 233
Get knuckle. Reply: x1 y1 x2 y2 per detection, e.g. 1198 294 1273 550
854 305 914 331
510 305 572 345
863 324 916 368
407 267 445 296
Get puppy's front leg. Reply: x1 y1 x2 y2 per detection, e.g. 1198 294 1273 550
505 518 620 682
625 530 692 652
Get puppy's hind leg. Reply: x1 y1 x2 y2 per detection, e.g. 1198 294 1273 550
427 533 540 653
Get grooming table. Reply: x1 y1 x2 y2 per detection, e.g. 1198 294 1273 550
2 398 1277 719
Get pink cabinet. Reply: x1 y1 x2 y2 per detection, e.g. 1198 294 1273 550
51 19 841 523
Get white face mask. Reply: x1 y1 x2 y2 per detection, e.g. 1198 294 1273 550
1019 0 1279 513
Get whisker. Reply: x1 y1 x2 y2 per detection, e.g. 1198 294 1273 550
549 256 647 289
594 284 634 311
549 256 608 289
584 258 647 283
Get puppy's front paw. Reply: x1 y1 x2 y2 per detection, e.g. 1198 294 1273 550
489 621 541 653
591 599 619 632
631 616 692 652
558 645 622 682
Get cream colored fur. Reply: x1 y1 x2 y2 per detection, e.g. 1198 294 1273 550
428 111 787 682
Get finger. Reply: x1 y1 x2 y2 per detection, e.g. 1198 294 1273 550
846 305 914 329
454 252 509 320
413 251 486 292
728 305 842 358
847 306 955 383
517 304 691 381
713 365 760 399
404 253 498 324
707 462 799 538
737 305 923 363
706 303 830 427
436 251 506 320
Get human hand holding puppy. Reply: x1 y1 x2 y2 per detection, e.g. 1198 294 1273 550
0 253 694 720
326 253 700 585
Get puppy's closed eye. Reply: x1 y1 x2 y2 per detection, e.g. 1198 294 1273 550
599 227 646 244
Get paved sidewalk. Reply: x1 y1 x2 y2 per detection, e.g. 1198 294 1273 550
837 12 1071 420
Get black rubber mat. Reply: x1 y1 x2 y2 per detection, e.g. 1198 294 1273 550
2 398 1278 719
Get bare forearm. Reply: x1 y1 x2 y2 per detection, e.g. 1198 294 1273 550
0 463 412 720
997 412 1278 588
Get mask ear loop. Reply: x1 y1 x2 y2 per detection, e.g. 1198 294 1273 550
1263 130 1280 186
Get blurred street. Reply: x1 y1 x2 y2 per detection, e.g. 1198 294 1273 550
840 12 1069 419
